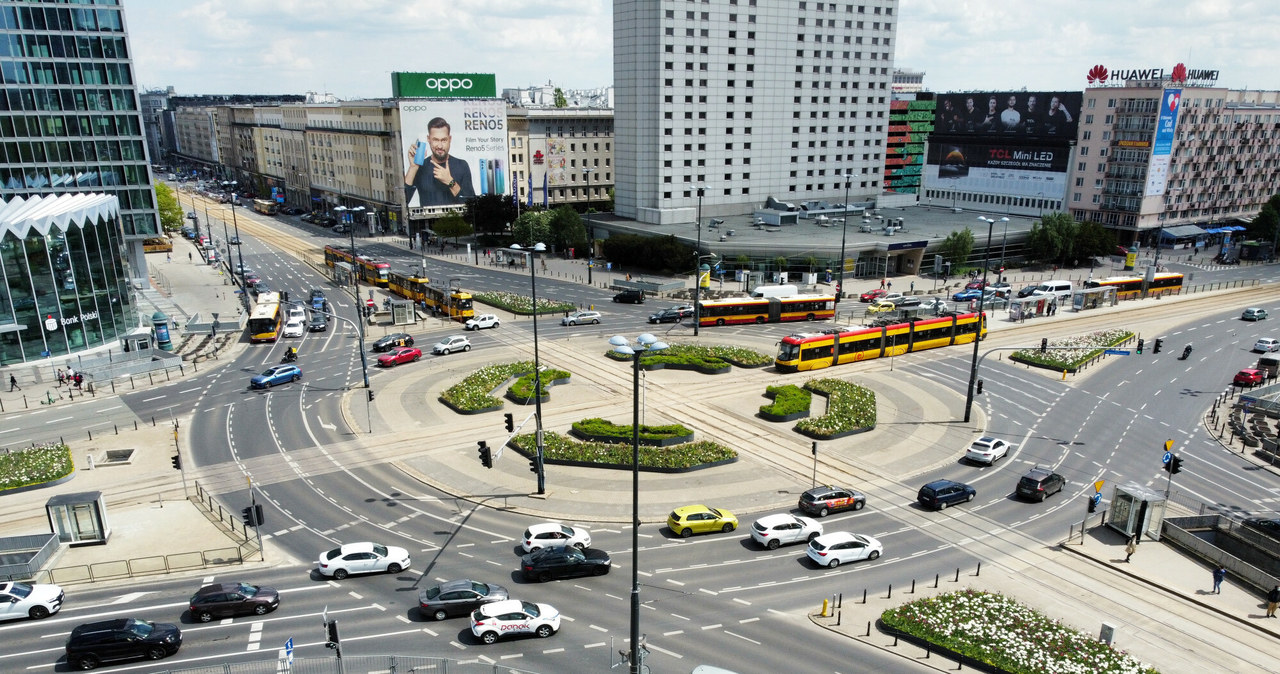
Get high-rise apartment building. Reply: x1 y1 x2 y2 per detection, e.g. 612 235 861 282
0 0 158 272
614 0 899 225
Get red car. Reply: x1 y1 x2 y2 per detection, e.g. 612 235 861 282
964 280 987 290
859 288 888 303
1234 368 1264 386
377 346 422 367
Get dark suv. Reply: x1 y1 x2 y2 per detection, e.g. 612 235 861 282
1016 467 1066 502
188 582 279 622
798 485 867 517
612 289 645 304
917 479 976 510
65 618 182 669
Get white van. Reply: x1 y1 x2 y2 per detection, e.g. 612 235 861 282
1031 280 1072 303
750 284 799 299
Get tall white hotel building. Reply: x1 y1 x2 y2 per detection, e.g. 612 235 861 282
614 1 900 224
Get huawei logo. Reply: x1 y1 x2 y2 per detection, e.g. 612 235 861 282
1171 63 1187 84
1087 65 1109 84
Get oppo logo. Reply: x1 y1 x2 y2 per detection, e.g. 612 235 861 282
423 77 473 92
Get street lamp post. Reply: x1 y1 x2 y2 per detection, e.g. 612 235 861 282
608 333 668 674
223 182 249 314
335 204 371 394
964 217 996 423
583 168 594 286
838 172 852 302
692 186 705 337
998 216 1010 273
511 242 548 495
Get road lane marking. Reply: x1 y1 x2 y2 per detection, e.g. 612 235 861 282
733 598 751 605
664 630 684 636
648 642 683 658
701 624 722 630
724 630 760 644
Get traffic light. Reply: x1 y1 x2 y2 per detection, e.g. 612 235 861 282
241 507 255 526
1136 338 1144 354
976 379 984 395
325 620 341 650
253 503 265 527
1153 338 1163 354
171 454 182 470
504 413 514 433
1087 497 1097 513
367 389 375 402
1040 338 1048 353
1170 455 1183 474
529 455 540 474
477 441 492 469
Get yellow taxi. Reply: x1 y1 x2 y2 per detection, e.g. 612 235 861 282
667 505 738 538
866 300 896 313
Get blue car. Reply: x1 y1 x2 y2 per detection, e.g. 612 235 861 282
250 365 302 389
951 288 983 302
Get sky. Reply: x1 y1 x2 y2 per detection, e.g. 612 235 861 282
123 0 1279 98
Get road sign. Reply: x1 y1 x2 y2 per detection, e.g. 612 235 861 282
1093 480 1105 493
1163 451 1172 465
1104 349 1130 355
1091 492 1102 505
285 637 294 665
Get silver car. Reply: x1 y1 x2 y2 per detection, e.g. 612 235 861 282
561 311 601 326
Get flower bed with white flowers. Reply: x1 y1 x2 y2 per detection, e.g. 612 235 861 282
472 290 576 316
793 378 876 439
440 361 535 412
880 589 1158 674
0 443 74 492
1009 329 1133 372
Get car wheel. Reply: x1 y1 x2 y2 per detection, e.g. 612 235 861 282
432 609 448 621
767 539 781 550
332 568 349 580
481 631 498 645
818 507 830 517
868 550 881 561
146 646 167 660
966 492 974 502
441 348 450 355
853 500 865 511
568 321 576 326
679 528 692 538
253 604 270 615
74 654 99 670
406 339 414 346
536 624 554 638
590 319 599 324
828 558 841 568
463 344 471 351
493 322 499 328
388 360 396 367
198 611 214 622
413 355 420 362
573 542 585 549
292 375 300 382
592 565 608 576
28 605 49 619
722 523 735 533
537 571 551 583
387 563 402 574
938 500 948 510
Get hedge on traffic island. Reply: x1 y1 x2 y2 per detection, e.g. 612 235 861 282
0 443 75 494
510 431 736 472
1008 328 1134 374
505 368 572 405
603 343 773 374
759 384 812 422
879 589 1158 674
440 361 536 414
569 418 694 447
472 290 576 316
792 378 876 440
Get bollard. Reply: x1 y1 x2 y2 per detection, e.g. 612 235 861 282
837 592 842 608
835 609 841 626
87 430 92 441
893 635 899 647
954 568 960 582
821 598 829 616
831 594 836 613
925 643 930 659
910 579 916 594
148 372 154 385
133 420 138 431
976 562 981 576
151 416 156 426
934 573 939 588
114 424 118 434
887 583 892 599
862 588 867 604
865 620 872 637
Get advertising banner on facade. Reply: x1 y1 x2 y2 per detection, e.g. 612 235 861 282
933 91 1083 140
924 140 1069 198
392 72 497 98
398 99 508 212
1144 88 1182 197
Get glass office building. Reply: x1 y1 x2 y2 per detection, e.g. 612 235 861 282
0 193 136 364
0 0 158 275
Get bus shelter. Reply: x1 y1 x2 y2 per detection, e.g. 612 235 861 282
1007 295 1054 322
1107 482 1166 542
1074 286 1116 311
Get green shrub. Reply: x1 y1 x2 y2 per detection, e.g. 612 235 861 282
441 361 535 410
571 417 692 443
512 431 735 469
603 343 772 369
761 384 811 416
0 443 74 491
794 379 876 436
509 368 570 399
1011 329 1132 369
473 290 576 316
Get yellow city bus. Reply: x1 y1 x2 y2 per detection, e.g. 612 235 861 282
252 199 278 215
247 292 283 342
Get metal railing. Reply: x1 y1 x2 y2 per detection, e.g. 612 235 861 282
0 533 58 581
45 547 243 585
152 654 542 674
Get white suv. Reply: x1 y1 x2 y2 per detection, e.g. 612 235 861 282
471 600 560 644
522 522 592 552
466 314 500 330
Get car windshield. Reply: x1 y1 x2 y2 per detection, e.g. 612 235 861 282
472 581 491 596
565 548 585 562
373 544 389 557
9 582 32 598
124 618 154 637
423 586 441 600
520 601 541 617
237 583 258 597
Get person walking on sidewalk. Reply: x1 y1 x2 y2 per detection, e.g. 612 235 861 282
1124 536 1137 562
1266 585 1280 617
1212 564 1227 594
8 374 19 391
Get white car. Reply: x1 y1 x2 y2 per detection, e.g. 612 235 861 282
561 311 601 326
1254 337 1280 353
964 436 1010 465
919 297 949 313
471 599 560 644
0 581 63 621
282 318 305 338
432 335 472 355
316 542 411 579
287 307 306 322
806 532 883 568
466 314 500 330
750 513 823 550
522 522 592 552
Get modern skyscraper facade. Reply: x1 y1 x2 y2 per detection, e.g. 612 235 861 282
614 0 899 225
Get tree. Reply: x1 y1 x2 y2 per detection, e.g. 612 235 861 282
554 88 568 108
938 227 975 269
1249 201 1280 247
547 206 588 254
512 210 553 247
463 194 516 241
432 212 472 242
1026 212 1078 266
154 182 184 232
1074 220 1117 263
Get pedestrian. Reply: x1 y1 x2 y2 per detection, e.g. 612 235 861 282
8 374 18 391
886 280 892 291
73 373 83 390
56 368 65 387
910 281 915 293
880 277 886 289
1124 536 1136 563
1212 565 1226 594
1267 584 1280 618
188 252 192 262
166 252 172 263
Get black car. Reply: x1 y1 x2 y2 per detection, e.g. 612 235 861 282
308 313 328 332
1015 467 1066 502
520 545 612 582
917 479 976 510
612 289 645 304
283 206 306 216
228 236 241 245
648 308 686 324
371 333 413 352
300 213 316 223
1242 517 1280 540
418 579 509 621
188 582 279 622
798 485 867 517
314 214 337 226
65 618 182 669
1016 284 1039 298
